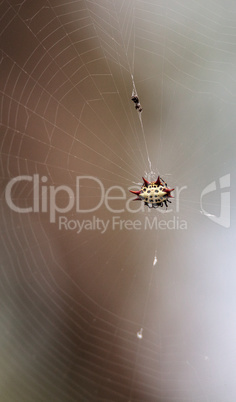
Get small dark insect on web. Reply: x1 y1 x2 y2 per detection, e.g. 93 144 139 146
131 75 142 112
131 92 142 113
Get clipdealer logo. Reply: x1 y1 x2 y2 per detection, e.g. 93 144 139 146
4 175 188 232
5 174 231 230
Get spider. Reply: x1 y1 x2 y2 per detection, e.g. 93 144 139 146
130 176 174 209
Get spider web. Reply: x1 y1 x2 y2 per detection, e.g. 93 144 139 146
1 0 236 401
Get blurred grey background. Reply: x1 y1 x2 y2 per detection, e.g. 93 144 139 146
1 0 236 401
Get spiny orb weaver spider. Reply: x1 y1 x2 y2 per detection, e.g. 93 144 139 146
130 176 174 209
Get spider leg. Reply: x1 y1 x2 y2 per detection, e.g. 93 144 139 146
160 177 168 187
145 202 152 209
